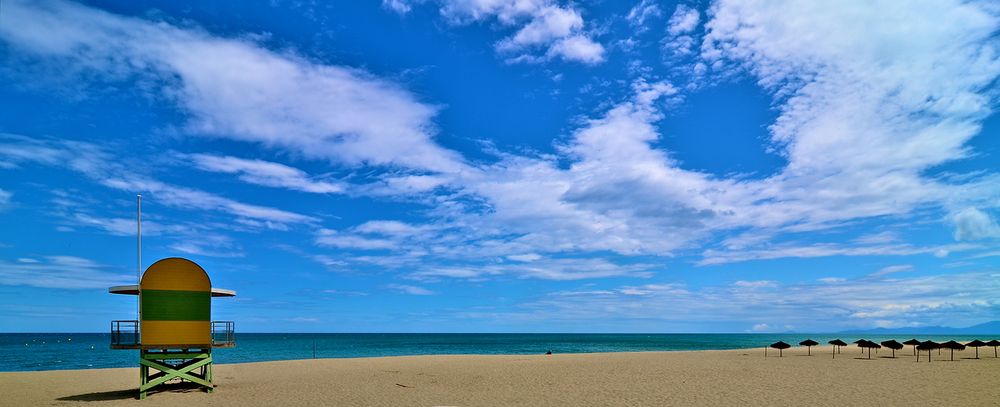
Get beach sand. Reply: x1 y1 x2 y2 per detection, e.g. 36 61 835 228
2 346 998 406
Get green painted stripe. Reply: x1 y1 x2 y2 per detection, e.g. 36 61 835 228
141 289 210 321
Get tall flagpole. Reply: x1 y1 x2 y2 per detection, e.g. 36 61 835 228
137 194 141 322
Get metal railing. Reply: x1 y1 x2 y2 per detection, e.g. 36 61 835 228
110 319 234 348
212 321 235 347
111 320 140 348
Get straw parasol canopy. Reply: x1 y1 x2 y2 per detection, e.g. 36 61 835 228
799 339 819 356
940 340 966 361
902 339 921 356
986 340 1000 358
880 340 903 358
916 340 939 363
829 339 847 358
770 341 792 357
965 340 986 359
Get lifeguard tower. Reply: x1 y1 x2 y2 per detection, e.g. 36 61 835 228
109 257 235 399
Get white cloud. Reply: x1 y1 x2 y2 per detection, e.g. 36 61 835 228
387 283 436 295
667 5 700 35
399 0 604 64
108 177 317 225
627 0 662 28
0 255 134 289
733 280 777 288
0 135 317 227
373 174 448 195
315 229 396 250
187 154 345 194
72 213 189 237
950 207 1000 240
169 242 245 258
382 0 414 14
507 253 542 262
544 35 605 65
853 231 899 245
1 0 463 173
703 0 999 177
355 220 430 236
412 258 654 281
870 264 913 278
318 8 999 270
491 271 1000 331
4 0 1000 284
322 289 369 296
498 6 582 50
699 242 980 265
312 255 348 269
0 188 11 209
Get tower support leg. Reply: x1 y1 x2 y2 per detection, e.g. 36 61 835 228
138 349 214 399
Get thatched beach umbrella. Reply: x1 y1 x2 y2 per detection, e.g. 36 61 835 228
853 339 867 355
986 340 1000 358
965 340 986 359
902 339 921 356
799 339 819 356
857 339 879 359
916 340 939 363
829 339 847 358
868 341 882 359
770 341 791 357
940 340 966 361
880 340 903 358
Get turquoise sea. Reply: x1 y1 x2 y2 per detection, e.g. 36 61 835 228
1 333 994 372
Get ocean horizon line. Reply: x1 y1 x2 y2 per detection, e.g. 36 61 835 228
4 332 995 373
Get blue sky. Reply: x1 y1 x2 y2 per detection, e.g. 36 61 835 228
1 0 999 333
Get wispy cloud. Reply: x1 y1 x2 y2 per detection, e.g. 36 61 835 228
386 0 605 65
412 257 655 281
169 241 245 259
626 0 662 29
0 256 133 289
869 264 913 278
0 188 11 209
187 154 346 194
387 283 435 295
699 242 980 266
1 0 998 324
0 135 317 227
1 0 463 173
478 271 1000 331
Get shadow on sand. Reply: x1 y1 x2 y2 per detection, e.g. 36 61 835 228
57 382 206 402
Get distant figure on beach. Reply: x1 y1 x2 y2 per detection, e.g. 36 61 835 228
546 350 552 355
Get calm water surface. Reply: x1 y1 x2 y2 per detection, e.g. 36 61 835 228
1 333 993 372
